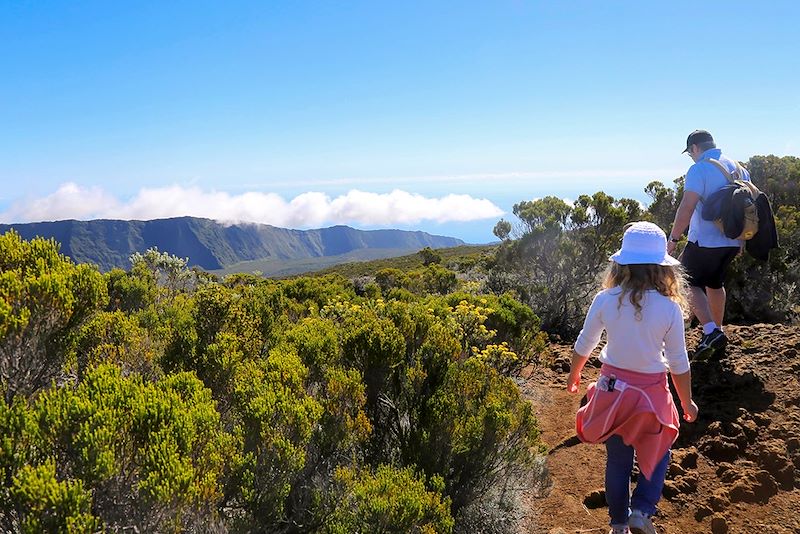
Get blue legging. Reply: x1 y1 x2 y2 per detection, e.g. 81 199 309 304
605 434 670 526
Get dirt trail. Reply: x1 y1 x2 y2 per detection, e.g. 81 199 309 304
516 324 800 534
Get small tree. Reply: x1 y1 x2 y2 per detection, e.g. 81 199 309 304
105 263 158 313
374 268 410 295
490 193 641 337
493 219 512 241
421 265 458 295
129 247 194 298
644 177 684 230
418 246 442 266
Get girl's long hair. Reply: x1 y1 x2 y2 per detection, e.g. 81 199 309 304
602 262 689 320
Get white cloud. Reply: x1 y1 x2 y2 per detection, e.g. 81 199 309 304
0 183 504 227
3 183 123 222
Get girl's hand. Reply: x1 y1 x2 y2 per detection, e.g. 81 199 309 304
682 400 699 422
566 370 581 394
566 350 588 394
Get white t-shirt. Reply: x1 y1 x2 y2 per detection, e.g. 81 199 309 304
574 287 690 375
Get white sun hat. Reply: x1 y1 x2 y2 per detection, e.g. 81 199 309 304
609 221 680 266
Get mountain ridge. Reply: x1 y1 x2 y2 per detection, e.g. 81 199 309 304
0 217 465 272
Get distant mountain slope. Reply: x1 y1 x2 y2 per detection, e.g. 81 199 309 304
0 217 465 272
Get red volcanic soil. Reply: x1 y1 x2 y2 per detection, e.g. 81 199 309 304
517 324 800 534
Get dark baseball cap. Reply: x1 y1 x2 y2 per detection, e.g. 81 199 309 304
682 130 714 153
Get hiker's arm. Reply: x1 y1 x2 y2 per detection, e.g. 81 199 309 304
569 295 604 393
668 191 701 254
670 371 698 422
567 350 589 394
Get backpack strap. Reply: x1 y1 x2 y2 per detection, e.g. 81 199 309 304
707 159 761 196
705 158 735 183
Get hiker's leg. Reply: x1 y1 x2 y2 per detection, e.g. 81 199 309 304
631 449 670 516
605 435 633 526
707 286 726 326
703 247 738 326
689 285 714 325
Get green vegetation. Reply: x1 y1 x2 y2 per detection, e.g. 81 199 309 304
0 236 543 533
309 244 497 279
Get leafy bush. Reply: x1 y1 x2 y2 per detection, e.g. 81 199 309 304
326 465 454 534
375 267 411 294
1 364 233 533
419 358 544 512
281 274 356 312
319 297 544 529
72 310 158 379
0 231 107 402
226 350 323 531
441 292 543 358
375 265 459 296
747 155 800 209
9 460 100 534
284 317 341 381
105 264 157 313
338 306 408 460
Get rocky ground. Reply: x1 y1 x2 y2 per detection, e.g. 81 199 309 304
516 324 800 534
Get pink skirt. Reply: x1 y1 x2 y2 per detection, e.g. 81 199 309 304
576 364 680 480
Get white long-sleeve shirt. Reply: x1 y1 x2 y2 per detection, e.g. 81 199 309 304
574 287 690 375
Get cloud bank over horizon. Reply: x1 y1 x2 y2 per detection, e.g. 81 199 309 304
0 183 505 228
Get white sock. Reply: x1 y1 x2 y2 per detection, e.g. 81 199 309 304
702 322 719 335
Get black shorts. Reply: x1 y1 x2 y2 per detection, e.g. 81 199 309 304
680 241 740 289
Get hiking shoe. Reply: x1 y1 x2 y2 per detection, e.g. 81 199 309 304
610 525 631 534
628 509 657 534
693 328 727 361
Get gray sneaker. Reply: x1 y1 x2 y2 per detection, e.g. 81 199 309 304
628 509 657 534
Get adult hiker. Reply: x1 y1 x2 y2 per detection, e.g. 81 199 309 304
567 221 698 534
667 129 750 358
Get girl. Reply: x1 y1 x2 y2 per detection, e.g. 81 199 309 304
567 221 698 534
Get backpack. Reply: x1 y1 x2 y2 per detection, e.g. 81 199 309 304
700 159 760 240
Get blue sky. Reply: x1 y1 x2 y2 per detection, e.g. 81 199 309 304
2 1 798 243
